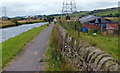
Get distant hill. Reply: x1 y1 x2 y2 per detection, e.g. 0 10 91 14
89 7 119 17
74 7 119 17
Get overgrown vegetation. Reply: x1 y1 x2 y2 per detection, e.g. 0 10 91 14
18 20 44 25
45 26 64 71
45 25 75 71
1 19 44 28
11 18 19 26
1 24 47 68
43 16 55 22
66 15 71 20
58 20 119 61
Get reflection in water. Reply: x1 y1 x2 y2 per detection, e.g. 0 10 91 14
0 22 47 43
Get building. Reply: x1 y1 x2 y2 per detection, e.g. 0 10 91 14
106 23 119 34
78 15 119 34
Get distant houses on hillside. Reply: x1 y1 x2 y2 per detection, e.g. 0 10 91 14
78 15 119 34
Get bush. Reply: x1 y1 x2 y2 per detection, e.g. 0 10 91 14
43 18 48 22
66 15 71 20
11 18 19 26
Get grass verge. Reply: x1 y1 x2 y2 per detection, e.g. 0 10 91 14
1 24 47 68
45 25 75 71
45 26 63 71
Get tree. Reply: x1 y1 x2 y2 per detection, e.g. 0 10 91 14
114 13 120 17
43 18 47 22
66 15 71 20
11 18 19 26
47 16 54 21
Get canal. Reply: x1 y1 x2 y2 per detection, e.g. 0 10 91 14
0 22 48 43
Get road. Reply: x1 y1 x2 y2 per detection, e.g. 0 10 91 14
3 24 54 71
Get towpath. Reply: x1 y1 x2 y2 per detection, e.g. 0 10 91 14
3 24 54 71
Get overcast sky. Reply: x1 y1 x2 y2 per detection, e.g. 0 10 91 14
0 0 119 17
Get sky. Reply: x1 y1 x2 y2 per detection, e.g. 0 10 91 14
0 0 120 17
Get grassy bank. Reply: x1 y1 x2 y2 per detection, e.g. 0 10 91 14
18 20 44 24
0 21 16 28
45 25 75 71
45 26 63 71
58 20 119 61
1 24 47 68
0 20 44 28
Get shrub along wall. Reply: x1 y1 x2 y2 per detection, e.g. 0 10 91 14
56 25 119 71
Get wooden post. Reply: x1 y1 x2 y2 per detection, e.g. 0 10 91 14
101 24 102 34
75 24 76 31
78 25 80 36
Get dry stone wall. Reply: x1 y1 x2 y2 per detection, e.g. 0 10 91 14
57 25 120 72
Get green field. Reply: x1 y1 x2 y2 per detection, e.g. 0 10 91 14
72 7 119 18
58 21 119 61
91 8 119 17
1 24 47 69
105 17 119 22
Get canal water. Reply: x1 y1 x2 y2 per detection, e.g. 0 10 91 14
0 22 48 43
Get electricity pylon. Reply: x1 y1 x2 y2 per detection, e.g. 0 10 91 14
2 6 7 17
62 0 77 14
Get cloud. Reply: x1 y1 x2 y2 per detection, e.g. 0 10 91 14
1 0 119 3
77 2 118 11
0 1 119 17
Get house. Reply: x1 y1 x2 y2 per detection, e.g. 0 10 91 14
106 23 118 34
78 15 119 34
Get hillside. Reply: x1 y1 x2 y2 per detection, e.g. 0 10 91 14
90 7 119 17
73 7 119 17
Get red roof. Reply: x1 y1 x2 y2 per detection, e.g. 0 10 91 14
83 24 100 30
106 23 118 29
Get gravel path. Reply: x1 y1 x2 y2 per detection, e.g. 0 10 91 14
3 24 54 71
